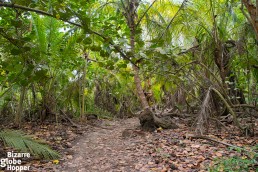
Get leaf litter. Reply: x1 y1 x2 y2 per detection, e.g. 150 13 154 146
1 118 257 172
55 118 257 172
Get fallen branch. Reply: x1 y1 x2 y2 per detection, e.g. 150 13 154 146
187 134 258 155
233 104 258 110
210 117 228 130
60 110 80 128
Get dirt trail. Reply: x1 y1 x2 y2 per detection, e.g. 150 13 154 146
54 117 257 172
58 118 153 172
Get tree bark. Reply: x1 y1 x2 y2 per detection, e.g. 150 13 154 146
126 0 178 131
80 54 88 120
125 0 149 110
130 32 149 109
241 0 258 41
15 86 26 126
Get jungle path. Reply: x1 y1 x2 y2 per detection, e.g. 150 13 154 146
57 118 155 172
55 117 252 172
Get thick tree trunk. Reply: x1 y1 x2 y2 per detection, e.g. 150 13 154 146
133 65 149 109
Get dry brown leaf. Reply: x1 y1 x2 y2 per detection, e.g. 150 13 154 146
67 155 73 159
191 144 200 148
160 167 167 172
215 152 223 157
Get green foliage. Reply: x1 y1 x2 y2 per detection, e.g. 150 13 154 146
209 146 258 172
86 106 114 120
0 130 60 160
0 0 258 127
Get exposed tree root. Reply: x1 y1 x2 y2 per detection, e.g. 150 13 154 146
139 108 178 131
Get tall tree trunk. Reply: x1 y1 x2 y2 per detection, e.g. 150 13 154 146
15 86 26 126
130 32 149 109
126 0 162 131
123 0 149 110
31 83 37 109
80 53 88 120
121 0 179 131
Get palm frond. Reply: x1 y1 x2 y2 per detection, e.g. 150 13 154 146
0 130 60 160
32 14 47 54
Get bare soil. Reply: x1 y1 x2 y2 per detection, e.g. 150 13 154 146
49 117 257 172
57 118 154 172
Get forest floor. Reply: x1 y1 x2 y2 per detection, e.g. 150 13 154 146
1 117 257 172
53 117 257 172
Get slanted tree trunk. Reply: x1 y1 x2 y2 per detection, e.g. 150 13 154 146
122 0 149 110
124 0 178 131
131 38 149 109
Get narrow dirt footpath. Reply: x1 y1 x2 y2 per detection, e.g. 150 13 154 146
58 118 154 172
54 117 257 172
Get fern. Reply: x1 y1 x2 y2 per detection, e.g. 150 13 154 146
0 130 60 160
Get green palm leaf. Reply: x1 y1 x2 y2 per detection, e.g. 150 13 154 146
0 130 60 160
